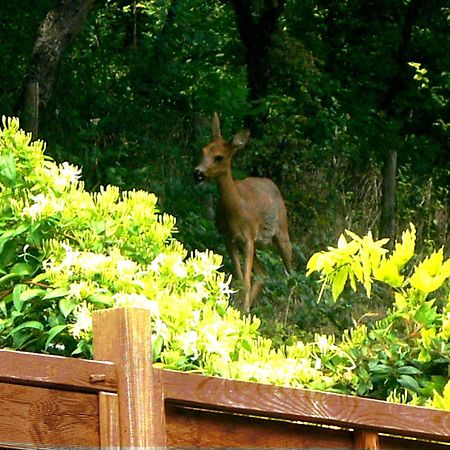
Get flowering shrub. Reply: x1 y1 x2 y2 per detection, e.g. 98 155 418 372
0 117 449 409
0 117 344 390
308 224 450 409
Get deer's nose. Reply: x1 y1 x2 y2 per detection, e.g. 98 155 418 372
193 168 205 182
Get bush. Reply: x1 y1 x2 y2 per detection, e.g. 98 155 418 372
0 116 232 358
307 224 450 409
1 117 449 410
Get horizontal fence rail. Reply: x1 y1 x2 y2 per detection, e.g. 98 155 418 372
0 349 117 392
160 369 450 442
0 306 449 449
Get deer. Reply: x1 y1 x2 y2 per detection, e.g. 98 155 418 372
194 112 292 313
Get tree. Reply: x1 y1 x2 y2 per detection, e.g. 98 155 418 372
19 0 96 137
228 0 286 129
378 0 421 241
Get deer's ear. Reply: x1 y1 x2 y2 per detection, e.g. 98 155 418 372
212 112 222 140
231 129 250 150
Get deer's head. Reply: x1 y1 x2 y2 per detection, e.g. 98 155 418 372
194 112 250 182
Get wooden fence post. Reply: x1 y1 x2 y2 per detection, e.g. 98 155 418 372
354 430 379 450
93 307 166 448
99 392 120 448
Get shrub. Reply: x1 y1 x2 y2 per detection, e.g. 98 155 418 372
1 117 449 409
307 224 450 405
0 118 334 390
0 116 232 358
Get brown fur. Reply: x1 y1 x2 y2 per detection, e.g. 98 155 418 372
194 113 292 312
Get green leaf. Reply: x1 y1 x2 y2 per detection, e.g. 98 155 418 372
12 284 27 312
43 288 70 300
241 338 253 352
59 297 77 318
0 239 18 268
0 272 21 285
45 324 68 350
9 320 44 335
414 302 438 327
0 262 37 286
332 268 348 301
0 299 7 316
0 152 17 187
369 363 392 375
398 374 421 393
152 335 164 361
19 288 45 303
10 262 34 276
87 293 113 307
0 224 29 239
397 365 422 376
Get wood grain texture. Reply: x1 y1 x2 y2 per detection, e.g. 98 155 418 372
0 381 99 448
99 392 120 449
0 348 117 392
161 369 450 442
355 430 379 449
93 307 166 448
380 435 450 449
166 405 354 449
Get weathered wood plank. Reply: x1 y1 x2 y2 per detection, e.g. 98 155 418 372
93 307 166 448
355 430 379 449
0 348 117 392
166 405 354 449
0 381 99 448
380 435 450 449
99 392 120 449
161 369 450 442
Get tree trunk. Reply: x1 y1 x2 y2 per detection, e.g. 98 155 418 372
21 81 39 139
379 148 397 241
229 0 285 130
18 0 96 138
378 0 421 241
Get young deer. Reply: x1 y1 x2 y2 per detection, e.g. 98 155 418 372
194 113 292 312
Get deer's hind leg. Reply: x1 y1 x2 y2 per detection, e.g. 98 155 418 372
274 227 293 274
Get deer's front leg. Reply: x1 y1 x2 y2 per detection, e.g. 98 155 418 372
242 240 254 313
227 241 243 281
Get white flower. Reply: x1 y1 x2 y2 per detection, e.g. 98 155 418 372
54 162 82 190
79 252 107 275
152 319 169 341
181 330 200 360
71 303 92 339
68 282 83 299
150 253 167 272
218 275 235 296
68 281 93 300
112 292 159 316
316 335 333 355
194 281 209 300
117 257 138 277
172 257 187 278
23 193 64 220
189 309 201 327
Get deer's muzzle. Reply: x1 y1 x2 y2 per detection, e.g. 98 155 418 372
193 168 206 183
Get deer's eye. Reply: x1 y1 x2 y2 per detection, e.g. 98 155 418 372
214 155 224 163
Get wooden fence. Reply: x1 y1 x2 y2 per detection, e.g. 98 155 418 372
0 307 449 449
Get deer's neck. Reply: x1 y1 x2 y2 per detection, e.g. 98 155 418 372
216 171 242 215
